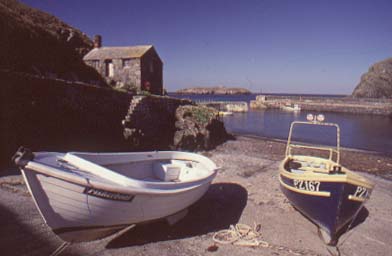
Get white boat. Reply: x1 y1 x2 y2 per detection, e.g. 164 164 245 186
13 148 218 242
281 104 301 112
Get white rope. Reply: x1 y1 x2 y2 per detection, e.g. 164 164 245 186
212 223 269 247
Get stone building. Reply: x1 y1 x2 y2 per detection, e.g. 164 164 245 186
83 35 163 95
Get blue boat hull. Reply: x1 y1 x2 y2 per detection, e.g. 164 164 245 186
280 175 367 245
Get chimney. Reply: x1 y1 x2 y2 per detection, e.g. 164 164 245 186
93 35 102 48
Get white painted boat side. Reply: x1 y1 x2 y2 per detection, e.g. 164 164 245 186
20 150 218 242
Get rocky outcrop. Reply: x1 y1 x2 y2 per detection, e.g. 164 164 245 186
176 86 251 95
0 0 104 84
122 96 193 150
174 105 233 150
352 57 392 98
114 97 233 151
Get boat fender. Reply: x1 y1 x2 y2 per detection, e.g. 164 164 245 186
12 146 34 168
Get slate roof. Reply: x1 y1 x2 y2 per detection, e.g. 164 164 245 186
83 45 153 60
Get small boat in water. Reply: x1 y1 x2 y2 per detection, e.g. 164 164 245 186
279 114 374 245
218 111 233 116
13 148 218 242
281 103 301 112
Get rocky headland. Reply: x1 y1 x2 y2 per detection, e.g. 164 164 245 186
176 86 251 95
352 57 392 98
0 0 104 84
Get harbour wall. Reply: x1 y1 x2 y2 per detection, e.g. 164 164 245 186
198 101 248 112
250 95 392 116
0 71 193 167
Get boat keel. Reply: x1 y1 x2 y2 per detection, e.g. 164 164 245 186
318 227 337 246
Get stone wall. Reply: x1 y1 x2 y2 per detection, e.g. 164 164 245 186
122 96 194 150
199 101 248 112
85 58 141 89
1 71 133 167
141 48 163 95
1 71 229 168
250 95 392 115
122 97 231 151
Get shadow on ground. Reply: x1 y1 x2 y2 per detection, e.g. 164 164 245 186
291 204 370 246
106 182 247 248
335 207 369 243
0 203 80 256
0 199 81 256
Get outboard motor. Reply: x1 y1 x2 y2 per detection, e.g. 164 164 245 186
12 147 34 168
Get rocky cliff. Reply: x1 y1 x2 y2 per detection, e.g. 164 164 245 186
0 0 104 84
176 86 251 95
352 57 392 98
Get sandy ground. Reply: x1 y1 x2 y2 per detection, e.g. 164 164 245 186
1 136 392 256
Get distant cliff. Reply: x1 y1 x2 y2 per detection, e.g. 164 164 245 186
0 0 104 84
352 57 392 98
176 86 251 95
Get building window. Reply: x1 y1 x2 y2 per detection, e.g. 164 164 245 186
91 60 99 69
105 60 114 77
122 58 131 67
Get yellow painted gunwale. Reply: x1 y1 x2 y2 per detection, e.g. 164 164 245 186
348 195 367 202
279 156 375 189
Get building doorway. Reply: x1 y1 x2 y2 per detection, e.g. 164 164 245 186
105 60 114 77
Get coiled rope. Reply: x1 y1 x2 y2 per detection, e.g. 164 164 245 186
212 223 269 247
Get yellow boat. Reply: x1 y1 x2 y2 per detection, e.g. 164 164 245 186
279 114 375 245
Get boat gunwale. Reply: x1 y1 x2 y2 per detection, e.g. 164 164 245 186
278 176 331 197
24 161 217 196
279 156 374 189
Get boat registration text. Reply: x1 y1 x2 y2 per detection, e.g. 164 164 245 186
352 186 370 199
293 180 321 192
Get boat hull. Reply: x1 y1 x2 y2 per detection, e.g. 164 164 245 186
279 174 370 244
22 166 213 242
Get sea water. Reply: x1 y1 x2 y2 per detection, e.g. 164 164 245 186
171 93 392 154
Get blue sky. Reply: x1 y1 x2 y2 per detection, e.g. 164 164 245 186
22 0 392 94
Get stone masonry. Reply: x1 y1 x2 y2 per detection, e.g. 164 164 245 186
122 96 194 150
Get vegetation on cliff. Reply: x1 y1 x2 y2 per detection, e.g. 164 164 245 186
0 0 104 84
176 86 251 95
352 57 392 98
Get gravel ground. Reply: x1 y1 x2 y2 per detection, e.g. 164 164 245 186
1 136 391 256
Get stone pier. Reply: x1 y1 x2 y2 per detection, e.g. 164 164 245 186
250 95 392 116
197 101 248 112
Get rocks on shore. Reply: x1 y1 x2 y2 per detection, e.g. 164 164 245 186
176 86 251 95
352 57 392 98
174 105 232 150
122 97 231 151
